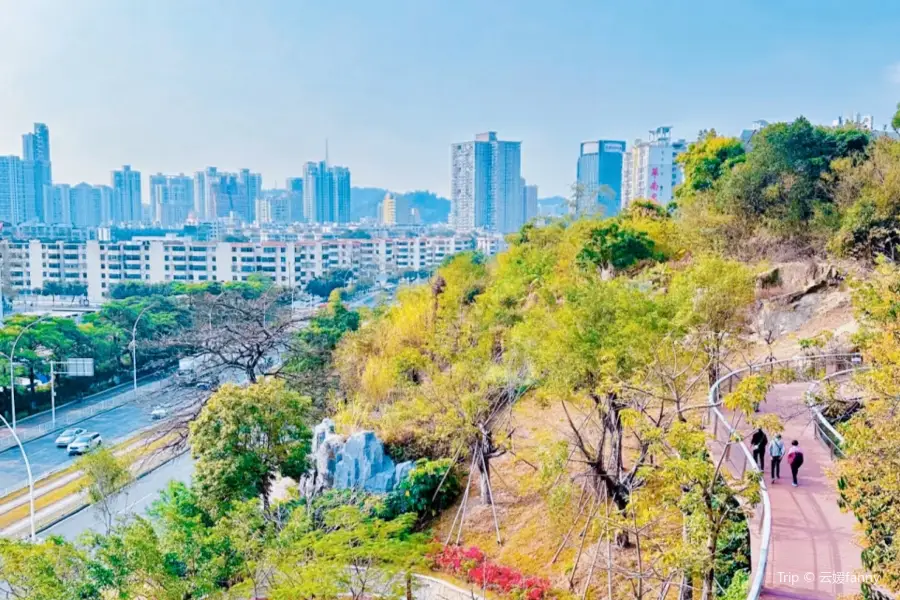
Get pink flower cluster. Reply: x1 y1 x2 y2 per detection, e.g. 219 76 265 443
432 545 551 600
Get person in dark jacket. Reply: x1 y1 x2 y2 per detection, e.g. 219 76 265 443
750 427 768 471
787 440 804 487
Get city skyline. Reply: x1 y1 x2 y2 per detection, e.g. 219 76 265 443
2 1 899 197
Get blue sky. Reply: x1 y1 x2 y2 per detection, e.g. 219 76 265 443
1 0 898 198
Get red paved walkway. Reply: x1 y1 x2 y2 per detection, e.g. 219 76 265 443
754 382 863 599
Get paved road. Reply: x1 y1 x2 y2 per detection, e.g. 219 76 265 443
0 383 194 493
0 291 390 496
0 373 168 447
41 452 194 540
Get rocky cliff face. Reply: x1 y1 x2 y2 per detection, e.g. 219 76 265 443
752 260 859 357
301 419 413 496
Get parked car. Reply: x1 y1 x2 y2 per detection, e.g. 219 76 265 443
196 381 213 390
151 405 167 420
55 428 87 447
67 432 102 455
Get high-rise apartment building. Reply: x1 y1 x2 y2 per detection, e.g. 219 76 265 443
0 156 29 224
331 166 351 224
22 123 52 223
213 173 240 220
286 177 304 223
150 173 195 226
46 184 71 225
238 169 262 223
256 190 292 225
194 167 218 220
576 140 625 216
95 185 116 224
165 174 194 226
450 131 523 233
621 127 686 208
302 162 325 223
149 174 167 224
49 183 114 227
111 165 142 223
523 181 539 223
380 194 396 225
69 183 104 228
191 168 260 224
302 161 351 224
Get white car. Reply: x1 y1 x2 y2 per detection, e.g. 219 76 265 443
67 432 102 455
151 405 167 420
55 427 87 447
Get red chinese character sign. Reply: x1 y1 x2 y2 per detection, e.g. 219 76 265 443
650 166 659 200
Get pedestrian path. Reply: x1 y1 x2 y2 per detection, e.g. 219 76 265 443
755 382 862 599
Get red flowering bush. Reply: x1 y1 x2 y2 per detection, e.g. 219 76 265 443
431 544 551 599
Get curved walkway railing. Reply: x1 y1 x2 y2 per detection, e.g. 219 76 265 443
803 359 898 600
805 362 866 459
706 353 862 600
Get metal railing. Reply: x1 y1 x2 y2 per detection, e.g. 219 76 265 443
707 353 862 600
806 363 865 459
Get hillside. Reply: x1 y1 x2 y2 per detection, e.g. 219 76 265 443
350 187 450 223
350 188 571 223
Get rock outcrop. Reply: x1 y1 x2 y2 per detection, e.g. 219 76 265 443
301 419 413 496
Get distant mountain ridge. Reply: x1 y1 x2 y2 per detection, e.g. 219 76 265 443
350 189 569 224
350 188 450 224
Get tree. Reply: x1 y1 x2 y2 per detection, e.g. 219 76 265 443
273 506 428 600
834 260 900 592
284 293 360 410
892 101 900 134
168 286 301 385
828 137 900 260
0 537 98 600
720 117 869 236
576 221 664 277
108 281 175 299
77 448 133 533
676 131 746 195
668 255 755 386
84 481 249 599
189 378 312 512
305 269 353 299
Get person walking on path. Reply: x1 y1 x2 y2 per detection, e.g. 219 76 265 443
787 440 804 487
769 433 785 482
750 427 768 471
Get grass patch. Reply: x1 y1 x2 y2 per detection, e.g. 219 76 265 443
0 477 85 530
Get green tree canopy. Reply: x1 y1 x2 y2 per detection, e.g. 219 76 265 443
189 378 312 512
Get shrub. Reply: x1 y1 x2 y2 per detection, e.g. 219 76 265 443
381 459 460 521
431 545 551 599
719 569 750 600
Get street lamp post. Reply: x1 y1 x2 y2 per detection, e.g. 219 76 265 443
9 314 51 431
0 412 35 540
131 304 154 395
